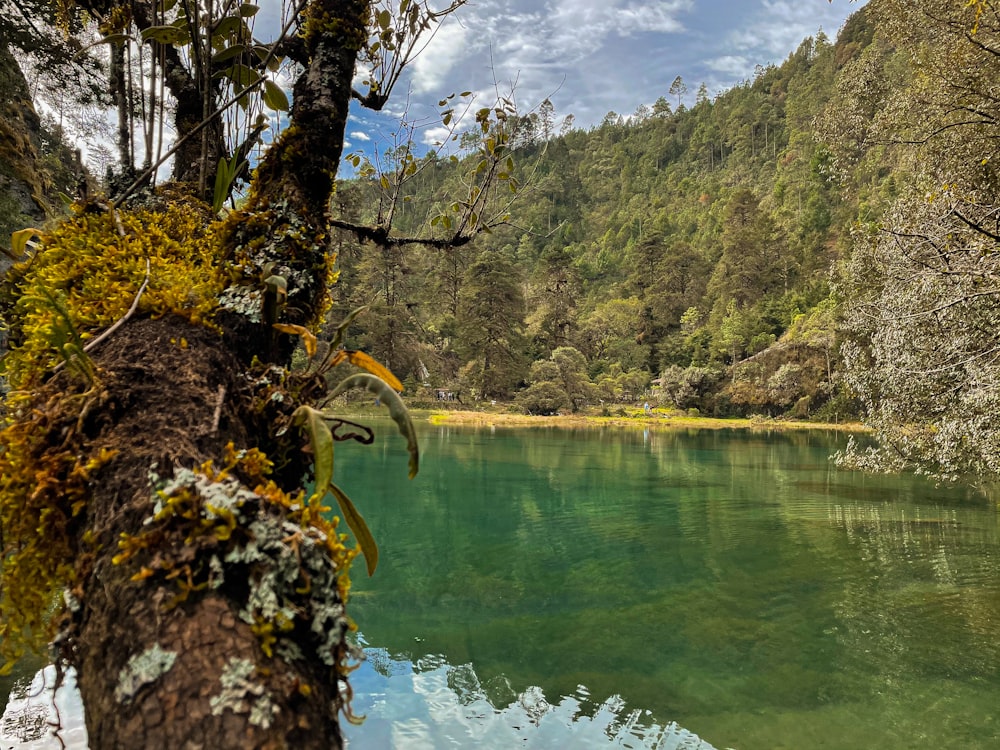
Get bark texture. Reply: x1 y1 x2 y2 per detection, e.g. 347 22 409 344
1 2 375 747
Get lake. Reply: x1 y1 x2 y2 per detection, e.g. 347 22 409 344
3 422 999 749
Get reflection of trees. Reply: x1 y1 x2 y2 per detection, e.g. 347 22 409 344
338 424 1000 747
344 647 717 749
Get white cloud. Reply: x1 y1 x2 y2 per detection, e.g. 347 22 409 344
707 55 751 77
421 125 454 147
727 0 854 61
411 20 470 94
384 0 866 131
350 131 372 142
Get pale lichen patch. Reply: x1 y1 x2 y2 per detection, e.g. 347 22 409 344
114 644 177 705
210 657 279 729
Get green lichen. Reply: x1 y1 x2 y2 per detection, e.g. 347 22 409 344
114 644 177 705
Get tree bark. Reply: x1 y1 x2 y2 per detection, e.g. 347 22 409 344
2 2 372 747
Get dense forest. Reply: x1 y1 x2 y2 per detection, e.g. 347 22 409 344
324 9 877 421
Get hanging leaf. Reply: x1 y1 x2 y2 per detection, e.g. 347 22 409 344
331 305 368 349
262 79 289 112
273 323 318 358
346 349 403 391
252 44 282 71
329 483 378 576
327 374 419 479
211 44 247 64
219 64 260 88
213 15 245 40
98 33 131 45
239 3 260 17
345 351 403 391
292 406 334 501
10 228 43 259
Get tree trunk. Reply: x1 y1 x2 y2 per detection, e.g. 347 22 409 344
1 2 370 747
72 319 348 749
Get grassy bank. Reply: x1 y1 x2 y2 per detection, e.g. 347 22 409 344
347 402 867 433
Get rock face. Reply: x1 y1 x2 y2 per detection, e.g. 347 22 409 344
0 44 47 246
0 42 78 272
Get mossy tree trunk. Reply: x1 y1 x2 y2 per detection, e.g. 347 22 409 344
1 1 372 747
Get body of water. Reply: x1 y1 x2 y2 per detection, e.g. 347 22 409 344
3 422 999 749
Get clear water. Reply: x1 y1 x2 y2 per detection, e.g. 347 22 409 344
3 423 999 749
339 423 1000 750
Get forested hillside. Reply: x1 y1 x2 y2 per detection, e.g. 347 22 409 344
327 6 887 420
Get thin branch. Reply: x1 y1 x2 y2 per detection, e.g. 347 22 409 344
81 258 151 355
952 208 1000 242
328 218 473 248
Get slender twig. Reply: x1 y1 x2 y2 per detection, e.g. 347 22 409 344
81 258 151 355
210 384 226 434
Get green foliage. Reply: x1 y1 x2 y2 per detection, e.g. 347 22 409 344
328 7 883 418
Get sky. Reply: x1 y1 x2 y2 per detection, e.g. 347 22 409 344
341 0 869 156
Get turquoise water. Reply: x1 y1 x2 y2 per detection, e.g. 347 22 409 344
3 423 999 749
338 423 1000 750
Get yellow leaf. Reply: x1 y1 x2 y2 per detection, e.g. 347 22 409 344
10 228 43 259
346 350 403 391
273 323 318 358
130 567 155 581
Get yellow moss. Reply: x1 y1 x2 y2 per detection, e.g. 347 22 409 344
0 414 117 672
3 199 226 388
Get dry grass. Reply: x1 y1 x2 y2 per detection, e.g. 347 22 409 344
409 407 867 433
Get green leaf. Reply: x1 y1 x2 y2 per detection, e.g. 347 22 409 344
292 406 335 501
239 3 260 17
98 33 131 45
331 305 368 349
140 25 188 45
213 15 245 39
212 155 245 213
329 483 379 576
252 44 282 72
220 64 260 88
211 44 247 64
328 374 419 478
262 79 289 112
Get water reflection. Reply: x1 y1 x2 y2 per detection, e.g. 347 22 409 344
1 649 714 750
345 636 717 749
342 422 1000 750
0 666 86 749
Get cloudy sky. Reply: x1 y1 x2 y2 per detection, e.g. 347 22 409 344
343 0 868 153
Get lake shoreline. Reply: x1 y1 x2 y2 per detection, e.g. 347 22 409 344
354 403 868 433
